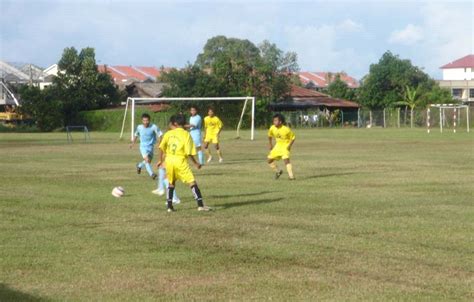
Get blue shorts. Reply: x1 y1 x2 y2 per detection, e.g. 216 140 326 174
140 146 154 159
190 131 202 147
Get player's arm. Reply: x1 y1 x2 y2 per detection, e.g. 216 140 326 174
217 117 223 135
156 136 167 168
287 131 296 151
268 136 274 150
129 133 138 148
186 135 201 169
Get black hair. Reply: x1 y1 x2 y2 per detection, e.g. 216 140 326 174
208 107 215 112
141 113 151 120
273 113 286 124
190 105 198 111
169 114 186 127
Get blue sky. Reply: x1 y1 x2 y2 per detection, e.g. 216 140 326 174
0 0 472 79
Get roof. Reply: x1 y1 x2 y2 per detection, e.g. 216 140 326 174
272 85 360 110
98 65 169 84
440 55 474 69
297 71 359 88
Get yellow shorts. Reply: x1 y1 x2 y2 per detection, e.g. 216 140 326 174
204 134 219 144
268 145 290 160
165 157 195 184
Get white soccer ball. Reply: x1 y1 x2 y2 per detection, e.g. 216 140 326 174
112 186 125 198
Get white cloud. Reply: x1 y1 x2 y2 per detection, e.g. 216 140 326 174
283 20 373 78
388 24 423 45
338 19 364 32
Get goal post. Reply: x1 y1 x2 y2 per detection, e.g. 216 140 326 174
427 104 470 133
119 96 256 141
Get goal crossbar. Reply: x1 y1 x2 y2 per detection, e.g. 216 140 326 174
120 96 256 141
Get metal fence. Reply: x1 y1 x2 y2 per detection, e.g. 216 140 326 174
275 107 473 131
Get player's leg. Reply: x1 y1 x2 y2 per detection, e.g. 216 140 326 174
189 181 211 211
268 158 283 179
204 141 212 163
179 163 211 211
268 148 283 179
192 132 205 165
215 141 223 163
152 167 166 195
165 165 177 212
283 158 295 180
143 155 157 179
136 160 145 174
163 177 180 204
197 146 204 165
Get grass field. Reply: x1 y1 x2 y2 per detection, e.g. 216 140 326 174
1 129 473 301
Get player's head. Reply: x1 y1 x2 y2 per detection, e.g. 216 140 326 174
169 114 186 128
190 106 198 116
141 113 151 127
272 113 285 127
207 108 215 117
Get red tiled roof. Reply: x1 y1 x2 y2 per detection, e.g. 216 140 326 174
98 65 172 84
279 85 360 109
297 71 359 88
290 85 328 97
440 55 474 69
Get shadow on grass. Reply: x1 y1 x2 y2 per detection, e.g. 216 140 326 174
0 284 45 302
210 191 274 199
305 172 358 179
218 197 284 209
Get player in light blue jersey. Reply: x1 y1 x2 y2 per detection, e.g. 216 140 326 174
186 106 204 165
129 113 162 180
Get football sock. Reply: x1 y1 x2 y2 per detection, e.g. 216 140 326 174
216 149 223 160
191 184 204 207
286 163 294 179
158 168 165 190
137 161 145 169
269 161 279 172
167 186 174 209
164 179 178 199
145 162 154 176
197 150 204 165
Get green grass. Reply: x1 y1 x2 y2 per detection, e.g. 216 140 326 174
0 129 473 301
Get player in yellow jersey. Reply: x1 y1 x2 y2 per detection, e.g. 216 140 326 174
203 108 224 163
267 113 296 180
157 114 212 212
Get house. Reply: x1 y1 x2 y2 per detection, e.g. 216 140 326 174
97 65 170 86
438 54 474 103
297 71 359 90
270 85 360 127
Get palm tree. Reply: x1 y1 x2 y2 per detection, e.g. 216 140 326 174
396 86 420 128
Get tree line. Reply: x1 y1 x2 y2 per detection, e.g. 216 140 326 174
16 36 452 131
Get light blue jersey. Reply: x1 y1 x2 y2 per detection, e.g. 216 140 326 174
135 124 162 158
189 115 202 147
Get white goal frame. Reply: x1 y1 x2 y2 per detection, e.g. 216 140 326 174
427 104 470 133
120 96 256 141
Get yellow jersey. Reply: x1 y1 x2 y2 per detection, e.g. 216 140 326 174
204 116 223 137
159 128 196 160
268 125 295 147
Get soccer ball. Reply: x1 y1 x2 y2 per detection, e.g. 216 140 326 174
112 186 125 198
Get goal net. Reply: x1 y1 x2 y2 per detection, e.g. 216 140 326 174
119 97 256 141
427 104 471 133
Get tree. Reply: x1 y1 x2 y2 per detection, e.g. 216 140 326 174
395 86 421 128
358 51 430 110
326 74 350 99
162 36 299 126
53 47 121 125
18 85 63 131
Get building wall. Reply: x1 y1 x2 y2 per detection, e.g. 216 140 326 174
438 80 474 104
442 68 473 80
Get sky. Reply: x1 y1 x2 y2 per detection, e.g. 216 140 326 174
0 0 473 79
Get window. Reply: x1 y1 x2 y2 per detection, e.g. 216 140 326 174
470 89 474 98
452 88 463 99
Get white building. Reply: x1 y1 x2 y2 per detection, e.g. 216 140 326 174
438 54 474 103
